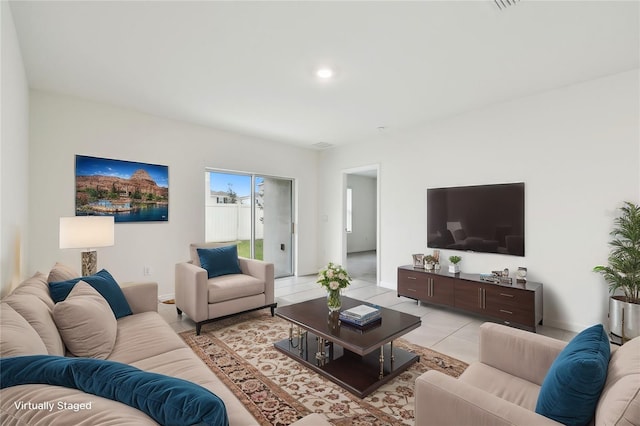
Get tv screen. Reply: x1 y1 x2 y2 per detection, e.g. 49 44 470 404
427 182 525 256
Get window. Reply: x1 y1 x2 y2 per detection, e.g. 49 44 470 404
205 170 294 278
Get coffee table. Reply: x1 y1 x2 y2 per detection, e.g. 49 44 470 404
274 296 421 398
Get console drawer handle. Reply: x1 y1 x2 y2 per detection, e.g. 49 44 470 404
500 309 513 315
500 293 515 298
407 276 417 280
407 288 417 292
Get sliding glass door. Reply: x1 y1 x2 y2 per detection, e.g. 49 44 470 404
205 170 293 278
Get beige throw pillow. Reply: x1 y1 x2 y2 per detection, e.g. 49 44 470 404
48 262 81 283
3 293 65 356
53 281 117 359
10 272 55 310
0 303 48 357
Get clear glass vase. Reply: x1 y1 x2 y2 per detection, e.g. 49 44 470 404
327 289 341 312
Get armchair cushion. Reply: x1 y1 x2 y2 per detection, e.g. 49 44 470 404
197 245 242 279
535 324 610 426
208 274 265 303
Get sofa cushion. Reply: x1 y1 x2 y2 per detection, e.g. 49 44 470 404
535 324 610 426
3 293 65 356
49 269 132 319
0 355 228 426
53 282 117 359
595 336 640 425
208 274 264 303
10 271 55 310
108 311 187 365
0 303 48 357
197 245 242 278
190 242 237 267
47 262 80 283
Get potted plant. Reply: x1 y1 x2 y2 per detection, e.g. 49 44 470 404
423 255 436 271
449 255 462 274
594 201 640 341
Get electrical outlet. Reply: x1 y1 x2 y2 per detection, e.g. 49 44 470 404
143 266 152 276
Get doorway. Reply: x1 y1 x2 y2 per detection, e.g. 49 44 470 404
342 165 379 284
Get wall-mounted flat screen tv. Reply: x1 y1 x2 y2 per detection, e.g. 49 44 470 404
427 182 524 256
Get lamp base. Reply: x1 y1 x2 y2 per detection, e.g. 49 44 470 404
81 251 97 276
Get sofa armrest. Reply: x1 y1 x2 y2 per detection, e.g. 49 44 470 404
415 370 563 426
479 323 567 385
175 262 209 322
238 257 275 305
120 282 158 314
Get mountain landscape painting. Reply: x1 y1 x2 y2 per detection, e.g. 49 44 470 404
75 155 169 222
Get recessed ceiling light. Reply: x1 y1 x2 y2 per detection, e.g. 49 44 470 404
316 67 334 79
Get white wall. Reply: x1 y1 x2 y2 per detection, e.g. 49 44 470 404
318 70 639 332
28 91 319 298
347 174 376 253
1 2 30 297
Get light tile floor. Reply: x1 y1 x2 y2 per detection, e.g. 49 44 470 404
159 252 576 364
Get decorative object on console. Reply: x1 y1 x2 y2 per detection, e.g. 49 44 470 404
317 262 351 312
412 253 424 268
516 267 528 282
448 255 461 274
424 255 436 271
593 201 640 342
59 216 114 276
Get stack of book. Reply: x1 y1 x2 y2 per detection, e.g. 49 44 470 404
339 304 382 328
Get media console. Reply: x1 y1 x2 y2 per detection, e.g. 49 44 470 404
397 265 543 332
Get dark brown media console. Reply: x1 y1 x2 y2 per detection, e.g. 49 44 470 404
397 265 543 332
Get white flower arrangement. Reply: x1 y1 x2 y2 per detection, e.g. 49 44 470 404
317 262 351 292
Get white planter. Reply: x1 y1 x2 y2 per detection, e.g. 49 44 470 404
609 296 640 340
449 264 460 274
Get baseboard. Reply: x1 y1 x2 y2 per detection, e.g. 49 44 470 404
378 280 396 290
543 318 589 334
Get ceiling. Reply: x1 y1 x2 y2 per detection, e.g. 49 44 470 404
9 1 639 149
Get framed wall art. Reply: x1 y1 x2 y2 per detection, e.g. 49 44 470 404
75 155 169 222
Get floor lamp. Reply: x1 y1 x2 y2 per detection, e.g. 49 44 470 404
59 216 115 276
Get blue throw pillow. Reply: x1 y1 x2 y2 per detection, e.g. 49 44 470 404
49 269 132 319
0 355 228 426
535 324 610 426
197 245 242 279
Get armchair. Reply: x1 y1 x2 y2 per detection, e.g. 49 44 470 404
175 242 276 335
416 323 639 426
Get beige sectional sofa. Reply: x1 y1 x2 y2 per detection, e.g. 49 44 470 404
0 266 327 425
416 322 640 426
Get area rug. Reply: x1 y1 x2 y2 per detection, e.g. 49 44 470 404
179 311 468 426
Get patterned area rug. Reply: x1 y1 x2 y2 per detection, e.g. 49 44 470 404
180 311 468 426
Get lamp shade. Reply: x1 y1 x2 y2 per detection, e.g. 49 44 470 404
59 216 115 249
